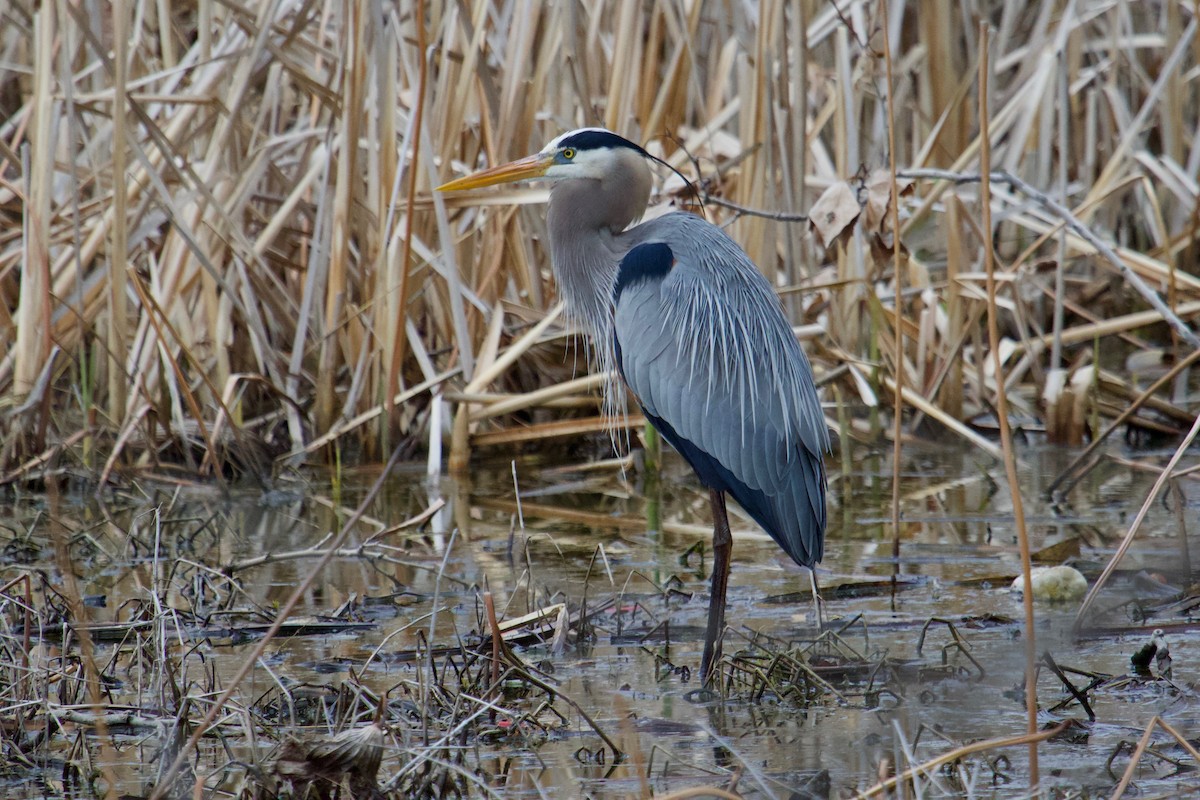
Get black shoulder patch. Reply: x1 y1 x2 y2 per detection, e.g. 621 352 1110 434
558 129 650 157
614 242 674 304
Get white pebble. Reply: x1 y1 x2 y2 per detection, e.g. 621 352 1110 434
1010 566 1088 602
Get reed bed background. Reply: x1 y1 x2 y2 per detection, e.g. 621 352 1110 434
1 0 1198 481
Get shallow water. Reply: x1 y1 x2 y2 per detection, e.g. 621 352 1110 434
3 439 1198 797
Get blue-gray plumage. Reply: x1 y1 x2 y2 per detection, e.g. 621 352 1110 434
613 228 828 568
438 127 830 683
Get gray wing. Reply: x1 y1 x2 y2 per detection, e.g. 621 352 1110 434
613 232 828 567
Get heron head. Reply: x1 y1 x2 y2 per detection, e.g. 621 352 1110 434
437 127 653 191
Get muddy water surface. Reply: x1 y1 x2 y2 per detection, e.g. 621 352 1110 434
3 440 1197 797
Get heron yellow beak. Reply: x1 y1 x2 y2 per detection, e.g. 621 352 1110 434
437 152 554 191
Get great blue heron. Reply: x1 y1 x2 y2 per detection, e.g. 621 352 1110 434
439 128 829 682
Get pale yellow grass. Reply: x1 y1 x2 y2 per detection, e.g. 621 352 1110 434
0 0 1196 478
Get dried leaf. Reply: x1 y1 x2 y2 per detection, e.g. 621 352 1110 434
861 170 913 234
868 232 911 275
808 181 861 250
1031 536 1082 564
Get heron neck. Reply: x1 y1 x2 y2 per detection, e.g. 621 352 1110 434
545 178 643 438
546 182 630 341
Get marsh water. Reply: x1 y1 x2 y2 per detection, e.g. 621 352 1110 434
4 439 1199 797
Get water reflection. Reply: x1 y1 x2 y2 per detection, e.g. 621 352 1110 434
3 439 1196 796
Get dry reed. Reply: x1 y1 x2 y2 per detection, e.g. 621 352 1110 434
0 1 1195 480
4 13 1198 790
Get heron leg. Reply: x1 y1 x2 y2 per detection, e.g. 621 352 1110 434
701 489 732 685
810 567 824 631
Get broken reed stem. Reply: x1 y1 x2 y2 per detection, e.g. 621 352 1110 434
15 8 54 404
653 789 742 800
1051 50 1069 372
484 591 502 697
978 23 1039 786
0 574 33 669
222 499 449 575
388 0 429 437
126 273 222 476
898 167 1200 349
1153 716 1200 767
149 445 408 799
1109 715 1160 799
45 475 123 797
293 368 460 459
1047 346 1200 497
109 0 129 417
879 0 904 596
878 374 1004 460
503 662 624 761
1074 409 1200 629
449 304 566 470
855 723 1067 799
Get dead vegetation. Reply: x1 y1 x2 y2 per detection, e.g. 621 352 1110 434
3 484 1199 798
0 1 1197 484
3 0 1200 797
0 488 617 799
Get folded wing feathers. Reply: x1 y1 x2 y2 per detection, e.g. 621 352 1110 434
612 218 829 567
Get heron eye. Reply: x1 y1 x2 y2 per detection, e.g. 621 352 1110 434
562 148 576 160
